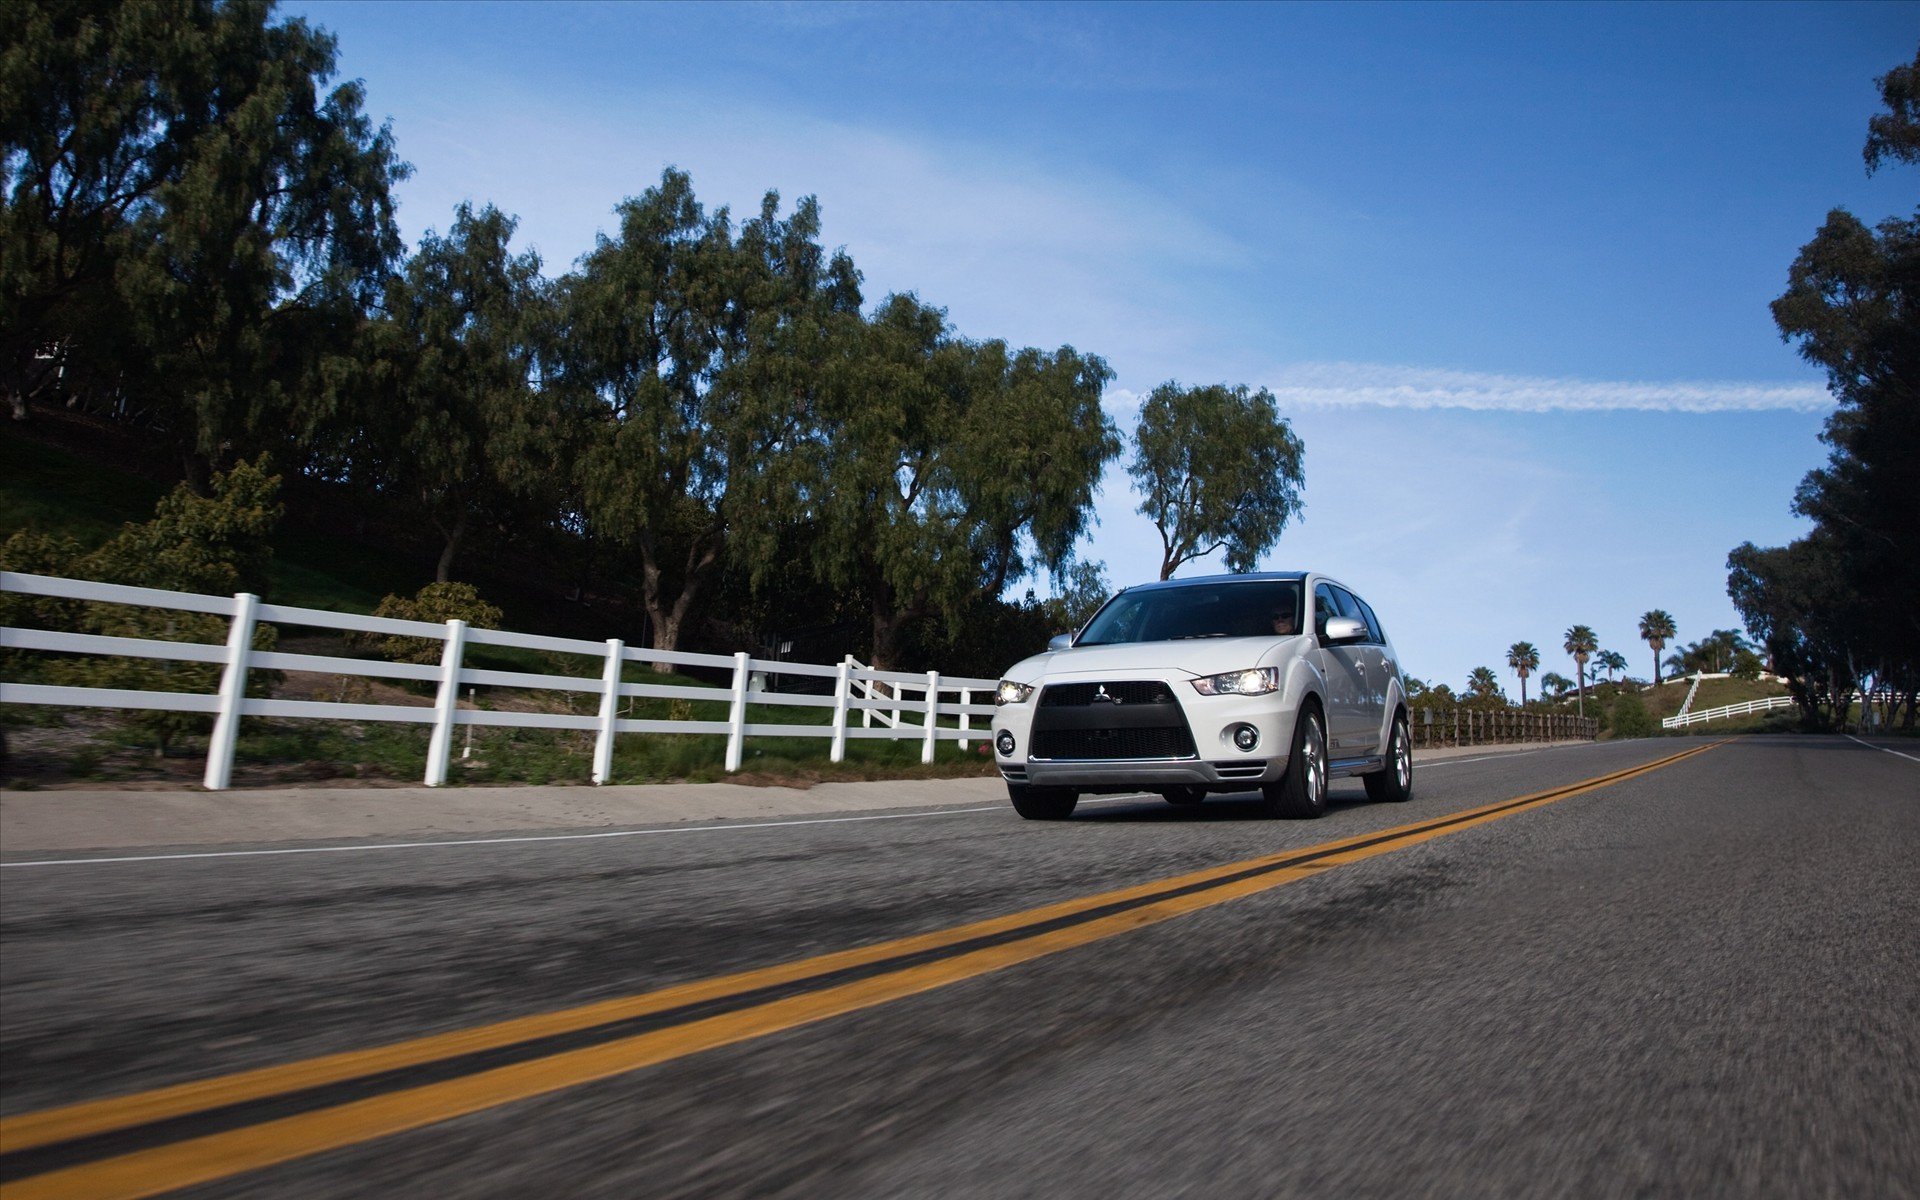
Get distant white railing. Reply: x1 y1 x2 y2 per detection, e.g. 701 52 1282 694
1676 674 1706 718
0 572 997 790
1662 694 1796 729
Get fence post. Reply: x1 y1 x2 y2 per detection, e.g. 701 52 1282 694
725 651 750 772
592 639 624 785
424 618 469 787
922 670 940 765
202 591 260 791
830 658 852 763
958 687 972 751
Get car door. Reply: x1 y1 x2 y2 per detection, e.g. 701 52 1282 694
1312 582 1371 756
1336 586 1391 750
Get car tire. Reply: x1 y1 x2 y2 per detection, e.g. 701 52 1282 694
1009 784 1078 820
1363 713 1415 804
1161 786 1207 806
1260 706 1328 819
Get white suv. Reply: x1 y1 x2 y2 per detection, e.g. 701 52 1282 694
990 572 1413 820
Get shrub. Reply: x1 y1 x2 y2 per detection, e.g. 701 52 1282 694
3 461 284 755
1609 691 1658 739
355 581 505 665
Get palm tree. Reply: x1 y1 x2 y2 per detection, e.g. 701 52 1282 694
1540 671 1572 700
1640 609 1676 686
1596 649 1628 683
1564 624 1598 717
1507 641 1540 706
1467 665 1503 703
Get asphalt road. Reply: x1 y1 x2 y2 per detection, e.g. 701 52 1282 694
2 735 1915 1199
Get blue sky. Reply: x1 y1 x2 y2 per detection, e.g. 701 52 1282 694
292 0 1915 691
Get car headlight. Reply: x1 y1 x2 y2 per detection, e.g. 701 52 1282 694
1191 667 1280 697
995 680 1035 706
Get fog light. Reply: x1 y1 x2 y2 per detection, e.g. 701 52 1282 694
996 731 1016 757
1232 724 1260 752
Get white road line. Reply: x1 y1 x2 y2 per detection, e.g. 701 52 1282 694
1419 749 1548 768
0 806 1005 869
1846 733 1920 764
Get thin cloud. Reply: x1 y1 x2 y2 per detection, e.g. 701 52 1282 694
1264 362 1832 413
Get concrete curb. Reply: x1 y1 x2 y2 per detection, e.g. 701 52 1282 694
0 741 1598 855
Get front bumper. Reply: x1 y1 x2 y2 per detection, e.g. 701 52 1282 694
992 670 1298 794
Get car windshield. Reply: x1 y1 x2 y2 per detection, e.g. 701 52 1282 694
1076 580 1305 646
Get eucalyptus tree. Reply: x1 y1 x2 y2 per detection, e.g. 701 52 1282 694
0 0 407 473
1128 382 1306 579
1729 536 1865 729
1639 609 1676 685
1766 48 1920 723
372 203 549 582
555 170 860 658
1506 640 1540 706
1563 624 1598 716
808 294 1119 668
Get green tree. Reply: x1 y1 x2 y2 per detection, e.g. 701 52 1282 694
1128 382 1306 579
1042 559 1112 636
1563 624 1598 717
809 294 1119 667
372 203 550 582
1764 47 1920 728
1728 537 1864 729
1 0 408 473
1539 671 1572 700
1506 640 1540 706
1639 609 1677 686
555 170 861 660
1596 649 1628 683
1465 665 1505 706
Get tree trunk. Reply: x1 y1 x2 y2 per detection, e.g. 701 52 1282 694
433 513 469 584
637 531 719 673
870 605 907 673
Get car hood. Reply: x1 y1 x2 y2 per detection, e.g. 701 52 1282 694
1001 636 1300 682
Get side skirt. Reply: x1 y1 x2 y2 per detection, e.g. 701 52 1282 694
1327 755 1385 779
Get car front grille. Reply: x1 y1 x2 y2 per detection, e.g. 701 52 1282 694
1029 680 1197 760
1031 726 1197 760
1039 680 1178 707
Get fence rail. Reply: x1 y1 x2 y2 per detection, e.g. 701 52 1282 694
1661 695 1797 729
1410 707 1597 748
0 572 997 790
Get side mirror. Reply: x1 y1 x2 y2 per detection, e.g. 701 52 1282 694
1047 633 1074 652
1323 616 1367 644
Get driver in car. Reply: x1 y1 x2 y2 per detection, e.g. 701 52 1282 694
1271 608 1298 636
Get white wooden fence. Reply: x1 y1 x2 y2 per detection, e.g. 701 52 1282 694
1662 694 1796 729
0 572 998 790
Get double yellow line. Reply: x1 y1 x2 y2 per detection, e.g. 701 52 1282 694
0 740 1726 1199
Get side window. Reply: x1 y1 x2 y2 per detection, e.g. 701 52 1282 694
1313 583 1337 638
1329 587 1373 642
1353 594 1385 644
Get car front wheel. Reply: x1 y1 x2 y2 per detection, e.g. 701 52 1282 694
1260 707 1327 819
1009 783 1078 820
